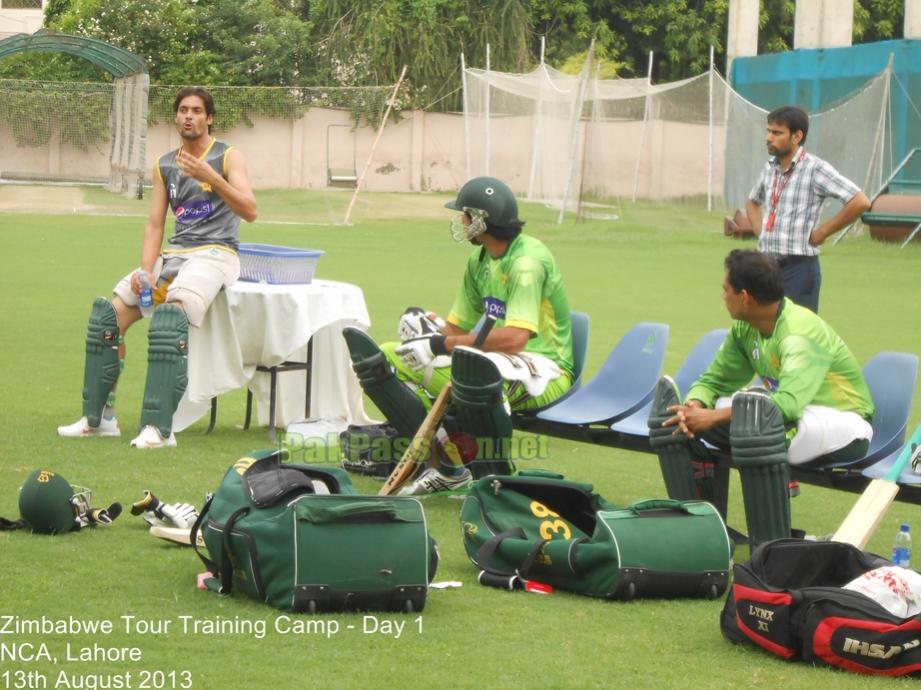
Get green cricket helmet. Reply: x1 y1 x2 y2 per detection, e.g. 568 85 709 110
18 469 88 534
445 176 521 242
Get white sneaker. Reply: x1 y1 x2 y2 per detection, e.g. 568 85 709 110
58 416 121 438
398 467 472 496
130 425 177 449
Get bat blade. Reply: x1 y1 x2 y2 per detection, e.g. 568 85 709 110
378 314 499 497
832 480 900 549
832 428 921 548
149 525 204 548
378 386 451 496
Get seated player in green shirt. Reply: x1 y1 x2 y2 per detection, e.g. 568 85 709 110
648 249 874 546
345 176 574 495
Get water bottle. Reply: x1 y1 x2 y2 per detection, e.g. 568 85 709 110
138 270 153 308
892 523 912 568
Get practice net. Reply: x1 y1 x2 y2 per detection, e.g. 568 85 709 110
461 55 897 224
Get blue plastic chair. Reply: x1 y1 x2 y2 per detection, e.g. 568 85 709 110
609 328 727 438
861 423 921 485
811 351 918 472
535 322 669 426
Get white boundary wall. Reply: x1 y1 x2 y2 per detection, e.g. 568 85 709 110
0 106 723 199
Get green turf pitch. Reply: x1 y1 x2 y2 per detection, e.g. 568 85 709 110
0 188 918 689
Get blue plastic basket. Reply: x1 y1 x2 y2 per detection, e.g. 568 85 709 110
238 243 324 284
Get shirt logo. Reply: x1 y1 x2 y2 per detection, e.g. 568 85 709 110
762 377 779 391
175 199 213 222
752 344 760 360
483 297 506 320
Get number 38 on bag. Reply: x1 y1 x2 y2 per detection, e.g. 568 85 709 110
530 500 572 540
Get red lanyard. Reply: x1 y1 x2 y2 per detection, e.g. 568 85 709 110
766 147 806 232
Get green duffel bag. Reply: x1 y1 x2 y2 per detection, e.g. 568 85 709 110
193 450 437 613
460 470 731 600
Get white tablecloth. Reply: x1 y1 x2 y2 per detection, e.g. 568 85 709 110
173 279 374 432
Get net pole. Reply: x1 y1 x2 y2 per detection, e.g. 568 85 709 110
707 45 714 211
485 43 491 176
461 53 471 179
558 42 594 224
576 64 600 222
343 65 408 225
632 51 653 202
527 37 547 200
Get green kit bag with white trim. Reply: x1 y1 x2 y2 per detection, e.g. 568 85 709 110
193 450 437 613
460 471 731 599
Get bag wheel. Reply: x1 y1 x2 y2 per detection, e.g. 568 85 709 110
706 584 719 600
403 600 414 613
307 600 317 614
623 582 636 601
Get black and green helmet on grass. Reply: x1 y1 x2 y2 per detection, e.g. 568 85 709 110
18 469 87 534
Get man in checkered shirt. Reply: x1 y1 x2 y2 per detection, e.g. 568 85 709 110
745 106 870 313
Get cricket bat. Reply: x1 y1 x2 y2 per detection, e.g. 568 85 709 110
832 424 921 549
379 314 497 496
149 525 205 548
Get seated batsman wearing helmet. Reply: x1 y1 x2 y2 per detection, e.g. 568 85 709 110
345 176 574 495
57 87 257 449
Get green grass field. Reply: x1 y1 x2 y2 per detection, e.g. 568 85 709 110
0 187 919 689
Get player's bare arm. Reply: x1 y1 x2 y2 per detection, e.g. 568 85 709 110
444 325 530 354
131 166 169 295
745 198 763 237
809 190 870 246
176 147 257 222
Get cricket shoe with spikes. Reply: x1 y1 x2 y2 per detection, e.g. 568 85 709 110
130 425 177 449
398 467 472 496
57 415 121 438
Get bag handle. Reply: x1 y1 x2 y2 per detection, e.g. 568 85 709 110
295 502 400 524
628 499 699 515
516 469 566 480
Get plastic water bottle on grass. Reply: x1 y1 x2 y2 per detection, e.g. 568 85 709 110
138 270 153 308
892 523 912 568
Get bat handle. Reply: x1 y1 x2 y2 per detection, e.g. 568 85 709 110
473 314 498 349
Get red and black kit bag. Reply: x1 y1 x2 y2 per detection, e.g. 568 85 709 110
721 539 921 677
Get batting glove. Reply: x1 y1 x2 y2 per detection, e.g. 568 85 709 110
77 502 123 529
398 307 445 342
131 490 199 529
395 334 448 372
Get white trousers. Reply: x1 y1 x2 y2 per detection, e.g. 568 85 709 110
716 397 873 465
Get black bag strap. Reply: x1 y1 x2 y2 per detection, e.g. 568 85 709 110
476 527 550 579
566 536 589 577
517 538 551 579
0 516 28 531
190 494 215 573
219 507 250 595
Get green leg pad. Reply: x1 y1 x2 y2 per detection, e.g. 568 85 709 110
730 390 791 547
139 304 189 439
342 327 427 440
450 348 513 478
648 377 698 500
82 298 121 428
